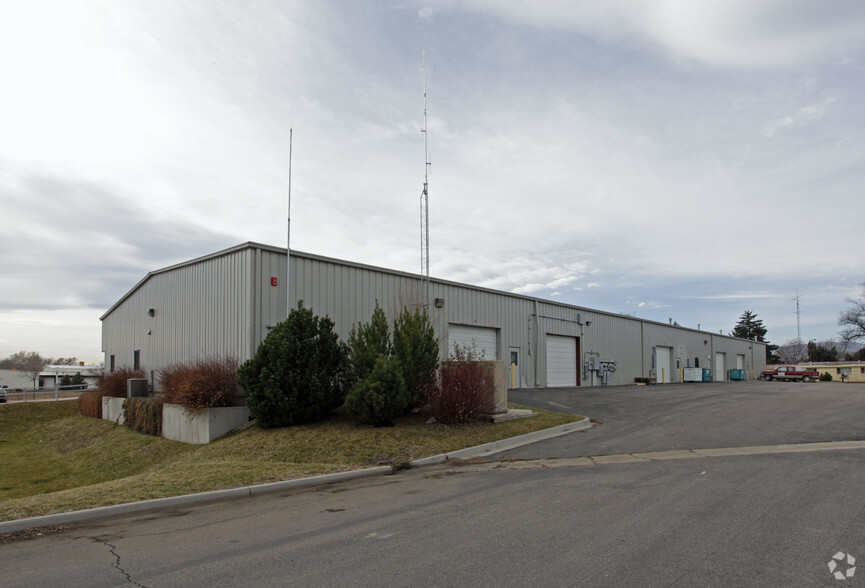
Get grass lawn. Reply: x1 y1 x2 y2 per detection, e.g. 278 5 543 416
0 400 582 522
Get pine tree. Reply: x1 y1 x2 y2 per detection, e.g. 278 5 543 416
731 310 779 363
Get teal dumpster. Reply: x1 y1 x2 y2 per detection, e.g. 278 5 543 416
729 369 745 381
702 368 712 382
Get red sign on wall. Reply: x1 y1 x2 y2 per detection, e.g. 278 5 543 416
271 277 278 286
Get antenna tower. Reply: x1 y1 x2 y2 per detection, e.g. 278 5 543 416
420 50 431 308
793 289 801 342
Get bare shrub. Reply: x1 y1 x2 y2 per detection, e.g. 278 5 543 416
160 356 238 411
124 397 164 436
98 367 145 398
427 343 493 424
78 390 105 418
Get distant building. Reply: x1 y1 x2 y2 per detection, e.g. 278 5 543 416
0 369 36 390
101 242 766 390
803 361 865 383
37 365 102 389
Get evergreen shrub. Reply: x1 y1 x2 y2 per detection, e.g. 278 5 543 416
392 307 439 406
237 301 348 428
344 356 410 426
819 372 833 382
347 303 390 388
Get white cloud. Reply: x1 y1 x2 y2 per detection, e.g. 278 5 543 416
764 98 837 137
1 0 863 358
446 0 865 68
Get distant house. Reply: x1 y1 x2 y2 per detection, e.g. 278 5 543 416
37 365 102 389
803 361 865 383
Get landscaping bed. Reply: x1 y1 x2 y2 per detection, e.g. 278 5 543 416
0 400 582 522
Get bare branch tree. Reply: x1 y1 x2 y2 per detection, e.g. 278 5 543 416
776 339 808 364
839 284 865 343
7 351 47 388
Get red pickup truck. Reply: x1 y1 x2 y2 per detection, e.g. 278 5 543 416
761 365 819 383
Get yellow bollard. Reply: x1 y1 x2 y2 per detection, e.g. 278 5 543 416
510 363 516 389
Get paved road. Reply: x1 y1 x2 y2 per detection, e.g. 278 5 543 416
506 380 865 457
2 381 864 586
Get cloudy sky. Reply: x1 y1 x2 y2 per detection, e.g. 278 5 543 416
2 0 864 364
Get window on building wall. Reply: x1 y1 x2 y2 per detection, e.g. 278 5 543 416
836 368 841 374
134 350 140 371
110 355 115 373
861 367 864 374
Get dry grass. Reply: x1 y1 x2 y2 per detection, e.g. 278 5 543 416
0 400 582 522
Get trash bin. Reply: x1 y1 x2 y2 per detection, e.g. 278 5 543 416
728 369 745 381
702 368 712 382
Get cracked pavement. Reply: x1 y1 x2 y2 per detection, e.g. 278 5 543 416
1 381 863 586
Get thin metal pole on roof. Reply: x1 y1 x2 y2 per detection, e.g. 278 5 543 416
287 128 292 320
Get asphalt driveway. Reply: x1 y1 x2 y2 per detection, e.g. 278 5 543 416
505 380 865 458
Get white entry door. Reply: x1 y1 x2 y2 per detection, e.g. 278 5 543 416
715 352 726 381
656 346 672 383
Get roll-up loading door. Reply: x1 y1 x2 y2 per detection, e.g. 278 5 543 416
448 325 498 360
546 335 578 387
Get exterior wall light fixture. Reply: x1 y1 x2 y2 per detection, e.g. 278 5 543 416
434 298 445 309
147 308 155 317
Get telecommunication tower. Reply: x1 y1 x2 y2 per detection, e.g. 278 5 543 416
420 51 431 308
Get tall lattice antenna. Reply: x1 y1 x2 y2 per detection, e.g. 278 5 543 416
793 289 802 342
420 50 431 308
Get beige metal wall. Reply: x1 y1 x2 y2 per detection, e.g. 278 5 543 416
102 242 767 389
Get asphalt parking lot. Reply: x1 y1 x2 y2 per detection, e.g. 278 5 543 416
3 381 865 586
506 380 865 458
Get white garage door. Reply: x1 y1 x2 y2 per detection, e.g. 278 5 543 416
546 335 577 387
656 345 672 383
715 352 726 381
448 325 497 360
736 354 745 370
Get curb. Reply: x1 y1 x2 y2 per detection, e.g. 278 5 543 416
411 417 592 466
0 417 591 535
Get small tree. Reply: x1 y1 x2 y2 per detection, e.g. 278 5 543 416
839 285 865 343
346 302 390 387
843 347 865 361
7 351 47 388
730 311 778 363
392 307 439 405
807 341 839 362
237 301 348 428
428 342 493 424
776 339 808 364
344 356 409 426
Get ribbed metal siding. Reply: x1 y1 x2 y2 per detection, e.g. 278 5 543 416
103 243 768 390
102 249 253 384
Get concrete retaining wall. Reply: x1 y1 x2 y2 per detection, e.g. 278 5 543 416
162 404 251 444
102 397 125 424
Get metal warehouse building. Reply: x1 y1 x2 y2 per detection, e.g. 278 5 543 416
101 242 767 389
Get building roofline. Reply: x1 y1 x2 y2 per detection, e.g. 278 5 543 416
99 242 764 346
